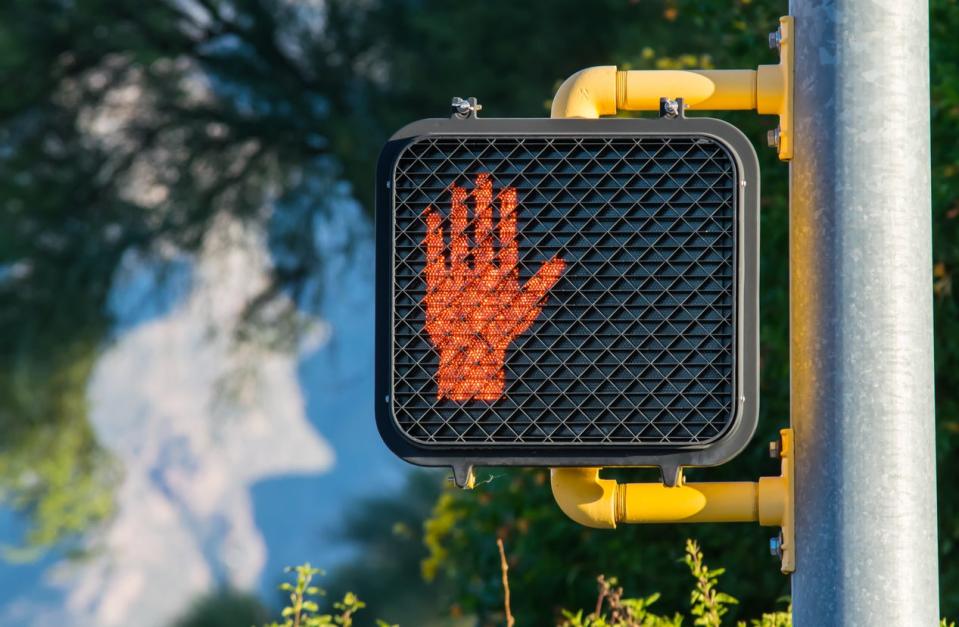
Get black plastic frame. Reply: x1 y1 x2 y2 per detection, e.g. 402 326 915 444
375 116 759 484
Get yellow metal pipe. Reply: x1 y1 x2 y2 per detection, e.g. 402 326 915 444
549 66 619 119
551 66 770 117
549 468 618 529
620 481 759 523
548 431 795 572
550 468 787 530
549 17 792 158
618 69 757 111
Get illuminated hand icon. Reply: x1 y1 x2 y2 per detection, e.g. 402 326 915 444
423 173 566 402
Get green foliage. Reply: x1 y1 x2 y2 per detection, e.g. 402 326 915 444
172 588 269 627
683 540 738 627
272 537 957 625
267 564 354 627
322 471 458 627
740 609 792 627
265 564 399 627
931 0 959 615
559 540 780 627
0 329 119 558
560 576 681 627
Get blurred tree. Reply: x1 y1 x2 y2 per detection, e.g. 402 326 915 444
321 471 462 627
172 587 268 627
0 0 380 552
931 0 959 615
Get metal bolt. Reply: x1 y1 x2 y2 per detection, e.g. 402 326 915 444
769 439 782 459
767 127 781 149
769 533 783 558
451 96 482 119
769 28 782 51
451 97 471 116
662 98 680 119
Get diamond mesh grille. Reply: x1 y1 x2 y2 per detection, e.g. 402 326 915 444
390 134 737 446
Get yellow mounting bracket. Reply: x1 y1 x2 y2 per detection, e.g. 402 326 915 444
550 429 795 573
544 16 795 574
550 16 793 159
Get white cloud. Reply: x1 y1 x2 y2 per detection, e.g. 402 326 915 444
51 217 334 627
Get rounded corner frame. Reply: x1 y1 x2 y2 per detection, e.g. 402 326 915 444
374 116 760 477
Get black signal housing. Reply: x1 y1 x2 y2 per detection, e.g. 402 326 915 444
375 117 759 484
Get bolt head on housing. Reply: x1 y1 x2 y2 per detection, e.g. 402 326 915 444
661 98 680 119
451 97 482 119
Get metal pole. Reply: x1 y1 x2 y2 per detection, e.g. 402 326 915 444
788 1 938 624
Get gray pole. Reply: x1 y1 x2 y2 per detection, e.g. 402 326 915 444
788 1 938 625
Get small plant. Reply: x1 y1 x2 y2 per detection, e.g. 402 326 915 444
559 575 682 627
560 540 774 627
739 607 792 627
684 539 738 627
271 543 951 627
265 563 390 627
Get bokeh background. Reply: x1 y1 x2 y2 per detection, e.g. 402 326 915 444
1 0 957 625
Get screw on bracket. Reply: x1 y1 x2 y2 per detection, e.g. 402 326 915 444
451 96 483 119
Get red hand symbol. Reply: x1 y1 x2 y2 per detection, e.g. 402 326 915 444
423 173 566 402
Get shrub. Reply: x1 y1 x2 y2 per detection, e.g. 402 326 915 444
265 563 395 627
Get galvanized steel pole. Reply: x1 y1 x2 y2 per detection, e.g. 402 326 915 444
788 1 939 625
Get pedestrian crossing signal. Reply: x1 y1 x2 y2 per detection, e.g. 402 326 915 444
375 116 759 482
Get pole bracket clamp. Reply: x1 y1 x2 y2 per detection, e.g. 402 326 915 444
550 429 795 574
760 16 793 160
550 16 794 160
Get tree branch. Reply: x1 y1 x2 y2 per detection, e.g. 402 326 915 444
497 537 515 627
